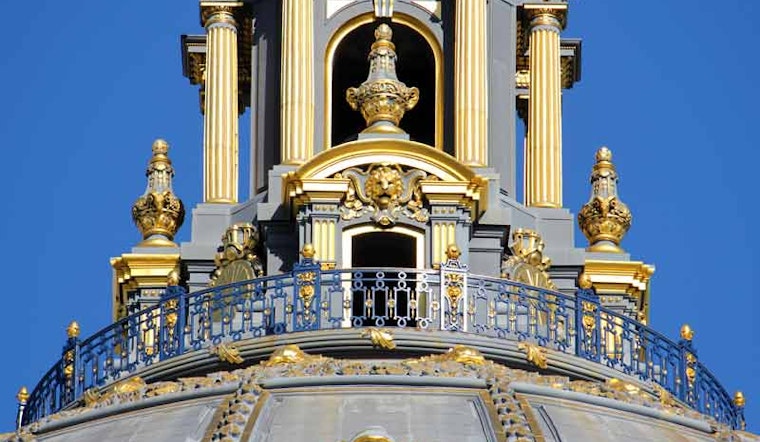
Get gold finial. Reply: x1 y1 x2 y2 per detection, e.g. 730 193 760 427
680 324 694 342
167 269 180 286
596 146 612 162
346 24 419 134
734 391 746 408
577 272 593 290
132 139 185 247
16 387 28 405
301 243 316 260
67 321 80 339
152 138 169 155
375 23 392 41
578 146 632 253
445 244 461 260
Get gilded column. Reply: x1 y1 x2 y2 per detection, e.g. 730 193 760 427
454 0 488 167
281 0 314 165
524 4 566 208
202 3 242 203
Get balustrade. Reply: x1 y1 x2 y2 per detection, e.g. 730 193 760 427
23 258 742 429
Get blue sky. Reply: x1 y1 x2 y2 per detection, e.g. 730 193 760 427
0 0 757 434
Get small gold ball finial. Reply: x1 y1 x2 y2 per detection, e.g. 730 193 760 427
375 23 393 41
445 244 461 260
152 138 169 155
680 324 694 342
734 391 746 408
67 321 80 339
301 243 316 260
577 273 593 290
595 146 612 162
16 387 28 404
167 269 180 286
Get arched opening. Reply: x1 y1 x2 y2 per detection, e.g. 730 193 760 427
342 225 425 327
326 14 442 149
351 231 416 268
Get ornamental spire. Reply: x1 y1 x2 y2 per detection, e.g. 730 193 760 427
578 147 632 253
131 139 185 247
346 24 419 135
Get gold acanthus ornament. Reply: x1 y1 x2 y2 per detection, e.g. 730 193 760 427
518 342 548 369
209 222 264 288
336 163 431 226
132 139 185 247
209 342 244 365
346 24 419 134
501 228 556 290
361 328 396 350
263 344 322 367
578 147 632 253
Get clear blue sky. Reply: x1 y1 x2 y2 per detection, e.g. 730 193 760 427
0 0 757 433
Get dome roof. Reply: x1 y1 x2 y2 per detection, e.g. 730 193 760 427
7 344 755 442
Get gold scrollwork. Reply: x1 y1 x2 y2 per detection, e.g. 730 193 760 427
581 301 598 344
501 229 556 290
445 272 464 319
298 271 317 314
407 345 486 366
209 223 264 288
336 163 432 226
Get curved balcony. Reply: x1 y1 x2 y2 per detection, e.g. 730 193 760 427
24 257 744 429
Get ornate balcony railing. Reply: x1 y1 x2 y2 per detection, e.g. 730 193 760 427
23 257 744 429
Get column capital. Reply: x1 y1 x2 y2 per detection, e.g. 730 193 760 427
523 3 567 30
200 1 245 28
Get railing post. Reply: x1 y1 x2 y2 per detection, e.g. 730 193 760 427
160 282 187 360
440 244 468 331
176 286 187 355
678 324 697 407
61 321 81 406
292 244 322 331
733 391 746 430
15 387 28 430
575 287 601 363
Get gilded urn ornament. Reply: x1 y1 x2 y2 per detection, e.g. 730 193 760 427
578 147 632 253
132 139 185 247
346 24 420 134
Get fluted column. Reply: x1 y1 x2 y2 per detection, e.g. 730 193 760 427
281 0 314 165
524 4 566 208
454 0 488 167
202 4 240 203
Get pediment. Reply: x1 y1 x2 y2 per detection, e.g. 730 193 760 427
283 139 489 218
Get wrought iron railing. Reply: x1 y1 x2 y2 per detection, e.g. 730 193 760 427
23 257 744 429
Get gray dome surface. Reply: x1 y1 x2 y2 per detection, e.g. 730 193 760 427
5 345 756 442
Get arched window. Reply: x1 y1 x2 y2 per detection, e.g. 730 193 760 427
325 14 443 149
